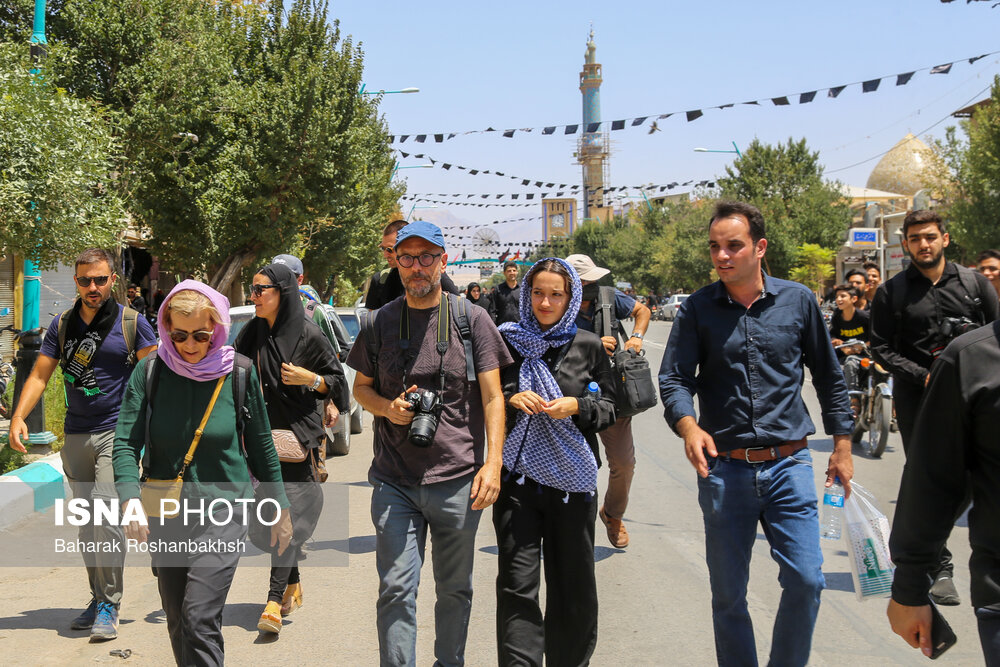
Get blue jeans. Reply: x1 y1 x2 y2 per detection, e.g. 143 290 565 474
697 448 825 667
370 472 482 667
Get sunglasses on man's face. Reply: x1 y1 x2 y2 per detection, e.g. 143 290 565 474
76 276 111 287
249 284 279 297
169 329 213 344
396 252 442 268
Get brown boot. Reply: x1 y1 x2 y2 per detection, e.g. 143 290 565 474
599 506 629 548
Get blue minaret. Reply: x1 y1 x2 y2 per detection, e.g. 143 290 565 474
578 28 608 220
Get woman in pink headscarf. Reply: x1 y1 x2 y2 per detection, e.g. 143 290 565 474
114 280 292 666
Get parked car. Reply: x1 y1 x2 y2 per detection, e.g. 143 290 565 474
227 304 363 456
661 294 689 321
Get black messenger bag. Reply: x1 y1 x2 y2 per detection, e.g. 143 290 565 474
597 287 658 418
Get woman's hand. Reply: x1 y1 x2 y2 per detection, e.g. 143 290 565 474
280 362 314 386
542 397 579 420
271 508 293 556
123 498 149 544
509 391 547 415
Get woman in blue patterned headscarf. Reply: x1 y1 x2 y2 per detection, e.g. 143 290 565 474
494 257 617 666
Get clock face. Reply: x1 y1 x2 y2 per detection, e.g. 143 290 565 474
551 213 565 228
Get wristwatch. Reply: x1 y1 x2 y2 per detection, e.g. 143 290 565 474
630 332 644 340
311 374 322 390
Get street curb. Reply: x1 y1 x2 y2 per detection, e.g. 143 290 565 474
0 453 68 530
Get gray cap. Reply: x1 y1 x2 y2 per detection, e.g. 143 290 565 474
271 254 304 276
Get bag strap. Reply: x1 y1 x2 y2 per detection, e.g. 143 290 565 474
955 264 986 324
57 308 74 355
597 286 620 343
141 350 163 477
121 307 139 366
361 308 381 394
176 376 226 480
450 293 476 382
232 353 252 436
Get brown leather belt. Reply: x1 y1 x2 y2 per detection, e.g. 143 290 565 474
722 438 807 463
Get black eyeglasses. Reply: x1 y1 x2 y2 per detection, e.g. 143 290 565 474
249 284 279 297
379 245 395 254
169 329 213 344
76 276 111 287
396 253 442 268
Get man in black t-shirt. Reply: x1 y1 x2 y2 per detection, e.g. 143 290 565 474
490 261 521 325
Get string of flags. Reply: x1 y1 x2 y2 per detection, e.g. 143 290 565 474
443 215 542 230
389 50 998 143
400 180 716 206
396 151 582 189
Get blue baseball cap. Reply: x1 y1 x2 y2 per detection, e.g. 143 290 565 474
394 220 445 251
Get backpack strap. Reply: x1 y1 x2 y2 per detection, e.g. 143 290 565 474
232 353 252 437
954 264 987 324
449 293 476 382
141 350 162 478
57 307 74 356
122 307 139 366
361 308 382 394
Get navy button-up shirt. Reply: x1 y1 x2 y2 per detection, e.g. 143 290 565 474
659 275 853 452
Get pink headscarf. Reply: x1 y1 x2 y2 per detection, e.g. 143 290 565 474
156 280 235 381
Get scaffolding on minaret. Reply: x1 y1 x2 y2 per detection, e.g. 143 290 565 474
576 27 610 221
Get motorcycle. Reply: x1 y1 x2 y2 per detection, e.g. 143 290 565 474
835 340 893 458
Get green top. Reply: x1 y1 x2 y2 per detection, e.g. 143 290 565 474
113 355 289 508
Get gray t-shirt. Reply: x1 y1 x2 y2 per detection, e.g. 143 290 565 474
346 295 512 485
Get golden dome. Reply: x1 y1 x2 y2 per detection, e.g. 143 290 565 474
865 133 933 196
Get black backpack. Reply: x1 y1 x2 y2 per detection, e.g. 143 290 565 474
595 287 658 418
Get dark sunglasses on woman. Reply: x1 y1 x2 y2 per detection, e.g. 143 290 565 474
249 284 279 297
168 330 213 344
75 275 112 287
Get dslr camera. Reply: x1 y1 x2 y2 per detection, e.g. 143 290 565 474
939 316 978 341
405 389 443 447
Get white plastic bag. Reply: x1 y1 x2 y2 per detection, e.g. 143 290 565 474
844 482 894 601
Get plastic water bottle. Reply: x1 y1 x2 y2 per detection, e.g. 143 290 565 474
821 477 845 540
585 381 601 400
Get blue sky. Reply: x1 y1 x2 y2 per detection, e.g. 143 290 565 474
329 1 1000 278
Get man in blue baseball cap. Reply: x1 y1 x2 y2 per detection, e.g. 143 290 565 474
364 220 460 310
348 218 512 665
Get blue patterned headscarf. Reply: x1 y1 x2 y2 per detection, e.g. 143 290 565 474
498 258 597 494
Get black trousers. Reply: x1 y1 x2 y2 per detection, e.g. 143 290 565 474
493 475 598 667
151 514 245 667
894 378 971 578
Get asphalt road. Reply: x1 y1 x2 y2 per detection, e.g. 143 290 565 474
0 319 982 665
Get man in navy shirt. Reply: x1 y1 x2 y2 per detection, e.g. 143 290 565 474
659 201 853 666
7 248 156 641
566 254 650 549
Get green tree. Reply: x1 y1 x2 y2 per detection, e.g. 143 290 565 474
716 138 851 279
926 76 1000 261
651 198 716 293
0 43 126 267
788 243 835 296
16 0 399 293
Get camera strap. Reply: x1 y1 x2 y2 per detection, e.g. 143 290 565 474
398 292 449 395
